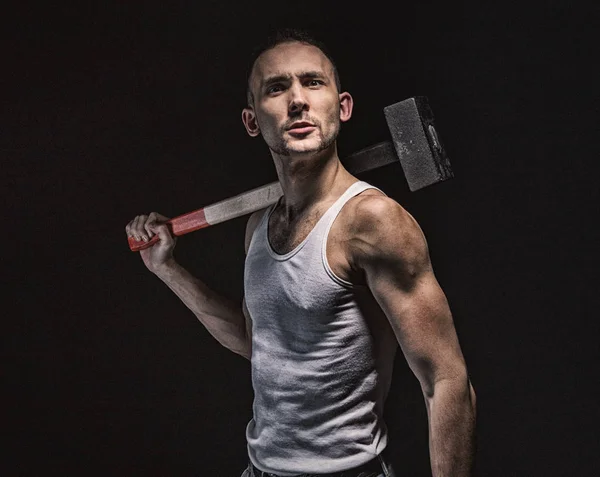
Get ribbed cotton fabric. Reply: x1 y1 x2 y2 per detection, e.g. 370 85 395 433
243 181 398 476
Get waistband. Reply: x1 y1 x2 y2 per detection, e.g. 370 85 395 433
249 446 393 477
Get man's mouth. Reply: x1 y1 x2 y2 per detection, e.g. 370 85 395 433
287 121 316 135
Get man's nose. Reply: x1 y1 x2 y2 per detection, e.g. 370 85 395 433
288 83 309 114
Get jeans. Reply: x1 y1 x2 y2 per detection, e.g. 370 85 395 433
240 452 396 477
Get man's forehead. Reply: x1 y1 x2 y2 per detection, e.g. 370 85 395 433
252 42 333 84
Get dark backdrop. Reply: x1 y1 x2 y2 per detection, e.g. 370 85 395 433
4 2 599 476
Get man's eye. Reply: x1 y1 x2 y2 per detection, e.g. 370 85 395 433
307 80 323 87
267 84 284 94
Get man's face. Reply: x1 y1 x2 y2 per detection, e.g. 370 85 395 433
245 41 348 156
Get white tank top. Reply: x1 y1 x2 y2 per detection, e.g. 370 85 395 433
244 180 398 476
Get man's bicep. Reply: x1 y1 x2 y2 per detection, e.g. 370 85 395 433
356 199 467 394
370 269 467 395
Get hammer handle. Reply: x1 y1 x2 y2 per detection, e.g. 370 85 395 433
128 141 397 251
128 96 453 252
128 181 284 251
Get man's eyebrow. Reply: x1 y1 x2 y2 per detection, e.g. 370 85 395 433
297 70 327 79
261 71 327 88
262 73 292 88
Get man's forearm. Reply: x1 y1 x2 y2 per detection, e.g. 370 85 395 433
154 259 250 359
426 377 477 477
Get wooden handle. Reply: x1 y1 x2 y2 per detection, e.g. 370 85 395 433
127 140 405 252
127 181 284 252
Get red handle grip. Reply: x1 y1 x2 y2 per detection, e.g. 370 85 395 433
128 233 163 252
128 208 209 252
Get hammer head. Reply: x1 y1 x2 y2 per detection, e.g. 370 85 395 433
384 96 454 191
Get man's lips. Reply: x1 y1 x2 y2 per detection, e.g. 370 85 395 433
288 126 316 135
287 122 316 135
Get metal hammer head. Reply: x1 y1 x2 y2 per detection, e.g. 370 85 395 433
384 96 454 191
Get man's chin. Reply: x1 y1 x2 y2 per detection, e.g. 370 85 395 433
285 147 320 156
284 139 325 155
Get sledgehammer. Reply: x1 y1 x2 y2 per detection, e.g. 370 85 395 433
127 96 453 252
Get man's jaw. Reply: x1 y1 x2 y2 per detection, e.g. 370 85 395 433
283 128 322 152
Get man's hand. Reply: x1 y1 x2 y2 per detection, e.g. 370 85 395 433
125 212 177 274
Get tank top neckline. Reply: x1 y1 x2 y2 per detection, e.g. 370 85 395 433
265 180 367 261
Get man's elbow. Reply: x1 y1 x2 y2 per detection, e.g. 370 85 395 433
232 332 252 361
425 367 474 402
452 372 476 417
468 379 476 414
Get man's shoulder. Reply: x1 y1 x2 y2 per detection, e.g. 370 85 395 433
247 206 269 228
344 190 414 234
244 206 270 254
341 190 427 261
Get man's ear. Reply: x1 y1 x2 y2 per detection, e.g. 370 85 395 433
339 92 354 123
242 107 261 137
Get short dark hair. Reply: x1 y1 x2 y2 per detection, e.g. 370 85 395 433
246 27 341 106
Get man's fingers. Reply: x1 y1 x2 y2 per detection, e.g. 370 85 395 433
145 213 156 239
148 222 173 244
144 220 155 239
125 217 139 238
145 212 170 240
130 216 140 240
143 212 173 245
126 213 171 244
138 215 150 242
127 215 147 241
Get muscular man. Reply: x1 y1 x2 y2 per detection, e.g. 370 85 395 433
126 28 476 477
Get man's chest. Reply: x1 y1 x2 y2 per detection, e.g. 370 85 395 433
268 207 324 254
267 204 362 284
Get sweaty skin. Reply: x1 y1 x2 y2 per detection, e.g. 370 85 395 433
126 39 476 477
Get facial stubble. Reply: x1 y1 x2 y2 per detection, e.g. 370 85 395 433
257 103 341 157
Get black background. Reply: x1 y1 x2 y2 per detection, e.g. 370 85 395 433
4 1 599 476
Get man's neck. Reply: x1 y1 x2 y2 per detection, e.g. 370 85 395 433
271 143 354 221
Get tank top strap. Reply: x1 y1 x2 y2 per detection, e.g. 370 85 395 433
324 181 383 221
314 181 386 285
318 180 386 235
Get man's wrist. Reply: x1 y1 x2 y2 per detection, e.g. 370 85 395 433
152 258 179 279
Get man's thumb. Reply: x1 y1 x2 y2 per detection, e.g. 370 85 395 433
148 222 173 244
